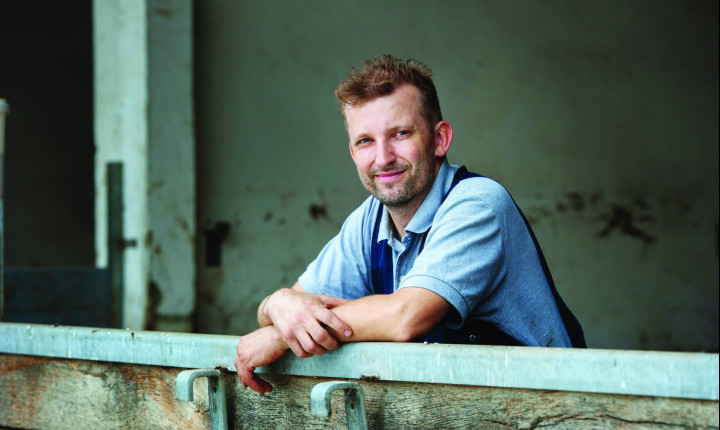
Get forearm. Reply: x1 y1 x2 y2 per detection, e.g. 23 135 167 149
326 287 451 343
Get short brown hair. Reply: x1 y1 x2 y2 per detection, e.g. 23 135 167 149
335 55 443 129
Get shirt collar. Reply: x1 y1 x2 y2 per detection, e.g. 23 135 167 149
377 158 456 242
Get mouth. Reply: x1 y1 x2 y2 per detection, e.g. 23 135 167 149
374 169 406 182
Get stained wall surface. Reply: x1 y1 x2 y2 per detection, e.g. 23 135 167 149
193 0 719 351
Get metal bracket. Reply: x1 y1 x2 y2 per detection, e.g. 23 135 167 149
176 368 228 430
311 381 368 430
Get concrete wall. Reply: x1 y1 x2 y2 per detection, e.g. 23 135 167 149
194 0 718 351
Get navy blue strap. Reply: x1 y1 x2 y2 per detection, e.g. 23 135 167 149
370 206 394 295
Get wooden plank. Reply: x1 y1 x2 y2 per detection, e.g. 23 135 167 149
238 375 720 429
0 355 209 430
1 354 717 429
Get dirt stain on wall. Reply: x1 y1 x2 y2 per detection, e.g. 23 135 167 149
309 203 328 220
597 204 656 245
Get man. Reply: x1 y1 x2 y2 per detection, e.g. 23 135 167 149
234 55 585 394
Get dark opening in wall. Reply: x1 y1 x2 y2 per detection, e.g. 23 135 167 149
0 1 94 266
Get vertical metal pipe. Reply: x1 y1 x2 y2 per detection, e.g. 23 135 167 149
107 162 124 328
0 99 9 322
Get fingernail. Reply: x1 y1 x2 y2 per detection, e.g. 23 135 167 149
344 330 352 337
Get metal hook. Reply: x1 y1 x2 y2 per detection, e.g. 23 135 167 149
176 368 228 430
311 381 368 430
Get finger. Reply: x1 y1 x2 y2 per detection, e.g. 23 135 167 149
294 329 328 357
247 373 273 394
315 308 353 338
234 356 245 387
241 367 271 394
284 338 308 358
316 294 351 308
306 322 340 351
280 330 313 358
280 325 325 357
234 351 251 389
276 321 320 357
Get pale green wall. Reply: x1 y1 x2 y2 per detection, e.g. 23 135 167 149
194 0 718 351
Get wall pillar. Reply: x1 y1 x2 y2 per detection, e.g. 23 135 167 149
94 0 195 331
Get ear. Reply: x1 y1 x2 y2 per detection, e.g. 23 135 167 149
348 140 355 159
433 120 453 157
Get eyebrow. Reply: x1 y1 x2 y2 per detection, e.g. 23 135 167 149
350 122 420 143
388 123 419 134
351 132 372 142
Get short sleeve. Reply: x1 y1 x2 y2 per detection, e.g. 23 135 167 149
298 197 378 300
399 178 513 328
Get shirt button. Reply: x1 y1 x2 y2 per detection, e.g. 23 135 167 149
469 334 477 342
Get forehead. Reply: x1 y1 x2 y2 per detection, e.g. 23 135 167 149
343 85 424 136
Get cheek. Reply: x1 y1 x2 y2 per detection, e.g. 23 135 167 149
400 146 423 165
352 150 374 171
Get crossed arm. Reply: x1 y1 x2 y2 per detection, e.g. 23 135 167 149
234 281 451 394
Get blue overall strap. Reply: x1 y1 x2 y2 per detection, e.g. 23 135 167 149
370 204 394 295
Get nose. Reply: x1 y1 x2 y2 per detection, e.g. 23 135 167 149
375 139 396 167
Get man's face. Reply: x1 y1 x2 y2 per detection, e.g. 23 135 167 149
345 85 440 209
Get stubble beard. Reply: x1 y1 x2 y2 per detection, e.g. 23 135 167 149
360 154 436 209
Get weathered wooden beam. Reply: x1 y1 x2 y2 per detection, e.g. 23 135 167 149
0 355 209 429
1 323 717 400
1 355 718 429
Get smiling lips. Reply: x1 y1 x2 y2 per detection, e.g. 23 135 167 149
374 169 406 182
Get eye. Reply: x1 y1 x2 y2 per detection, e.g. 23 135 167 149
395 130 410 138
355 138 372 147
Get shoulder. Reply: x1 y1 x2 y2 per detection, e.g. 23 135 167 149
442 175 517 214
337 194 382 239
346 194 381 225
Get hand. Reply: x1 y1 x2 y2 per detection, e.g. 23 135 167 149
263 288 353 357
234 326 289 394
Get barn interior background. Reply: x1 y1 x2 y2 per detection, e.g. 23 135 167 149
0 0 717 352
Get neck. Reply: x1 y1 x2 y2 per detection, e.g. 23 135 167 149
386 180 432 237
387 158 444 237
386 202 421 238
